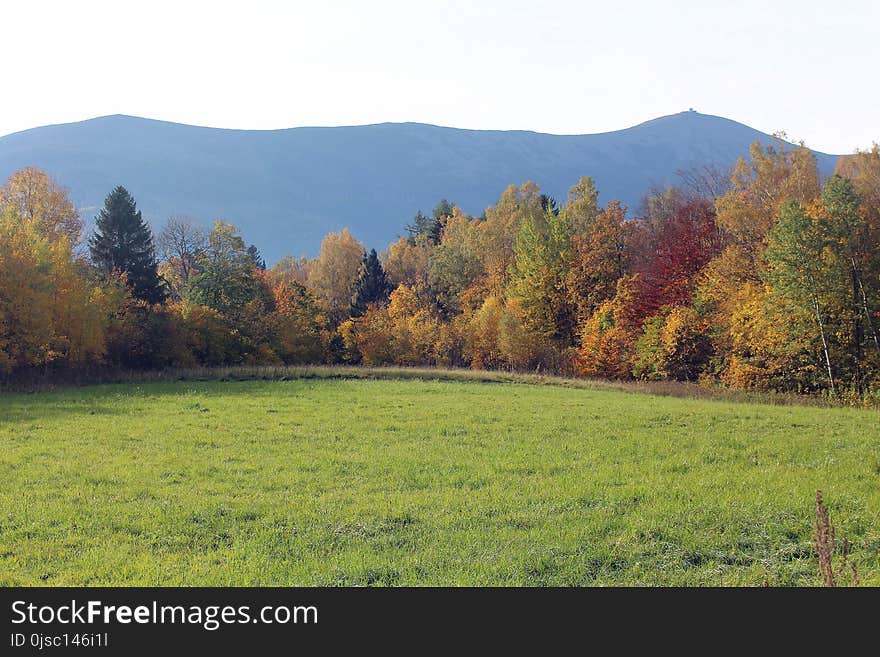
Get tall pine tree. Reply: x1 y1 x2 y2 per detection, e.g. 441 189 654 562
90 186 165 304
350 249 391 317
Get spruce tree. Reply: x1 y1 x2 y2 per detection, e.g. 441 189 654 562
405 210 435 244
405 199 453 245
89 186 166 304
350 249 391 317
247 244 266 270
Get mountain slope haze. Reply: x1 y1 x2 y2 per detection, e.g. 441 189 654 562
0 111 840 261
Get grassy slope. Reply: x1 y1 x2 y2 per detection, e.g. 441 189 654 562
0 377 877 586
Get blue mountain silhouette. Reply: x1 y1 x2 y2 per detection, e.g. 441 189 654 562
0 111 839 262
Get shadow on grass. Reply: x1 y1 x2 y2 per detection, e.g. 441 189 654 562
1 364 877 411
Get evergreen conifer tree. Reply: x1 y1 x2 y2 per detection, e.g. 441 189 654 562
350 248 391 317
247 244 266 270
89 186 165 304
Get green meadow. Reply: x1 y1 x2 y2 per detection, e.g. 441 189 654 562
0 376 877 586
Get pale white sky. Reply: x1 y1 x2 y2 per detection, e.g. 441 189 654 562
1 0 877 153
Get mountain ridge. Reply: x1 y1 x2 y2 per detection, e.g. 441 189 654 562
0 111 841 262
0 109 772 138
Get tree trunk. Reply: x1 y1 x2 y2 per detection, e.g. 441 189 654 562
811 290 835 395
852 265 863 394
855 266 880 355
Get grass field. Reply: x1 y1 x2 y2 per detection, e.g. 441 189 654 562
1 375 878 586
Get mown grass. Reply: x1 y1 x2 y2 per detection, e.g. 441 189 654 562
0 376 877 586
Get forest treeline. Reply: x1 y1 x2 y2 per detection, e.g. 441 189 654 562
1 136 879 399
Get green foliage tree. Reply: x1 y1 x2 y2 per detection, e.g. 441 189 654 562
835 148 880 357
765 200 840 391
89 186 166 304
406 210 434 244
187 221 271 318
508 204 575 343
819 175 877 389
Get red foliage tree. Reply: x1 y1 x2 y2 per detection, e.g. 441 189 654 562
630 198 725 321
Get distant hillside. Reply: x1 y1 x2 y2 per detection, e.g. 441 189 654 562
0 111 840 262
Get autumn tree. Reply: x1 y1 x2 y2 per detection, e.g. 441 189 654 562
459 295 549 371
479 182 544 293
104 297 183 370
715 136 819 274
270 280 325 364
564 176 601 238
631 197 724 320
463 296 504 370
269 255 314 287
496 298 547 370
307 228 365 326
0 166 83 244
0 205 111 374
349 284 442 366
567 200 629 324
632 306 713 381
171 302 237 367
383 236 432 288
715 279 801 390
89 186 166 304
675 163 732 201
576 276 642 379
383 284 442 365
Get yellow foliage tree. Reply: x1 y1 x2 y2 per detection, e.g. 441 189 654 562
479 182 543 294
306 228 365 326
715 137 820 254
575 276 641 379
383 236 432 288
0 207 111 374
0 167 83 244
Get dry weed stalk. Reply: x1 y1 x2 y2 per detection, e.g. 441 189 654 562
812 490 859 587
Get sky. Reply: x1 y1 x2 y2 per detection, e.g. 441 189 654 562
1 0 878 154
